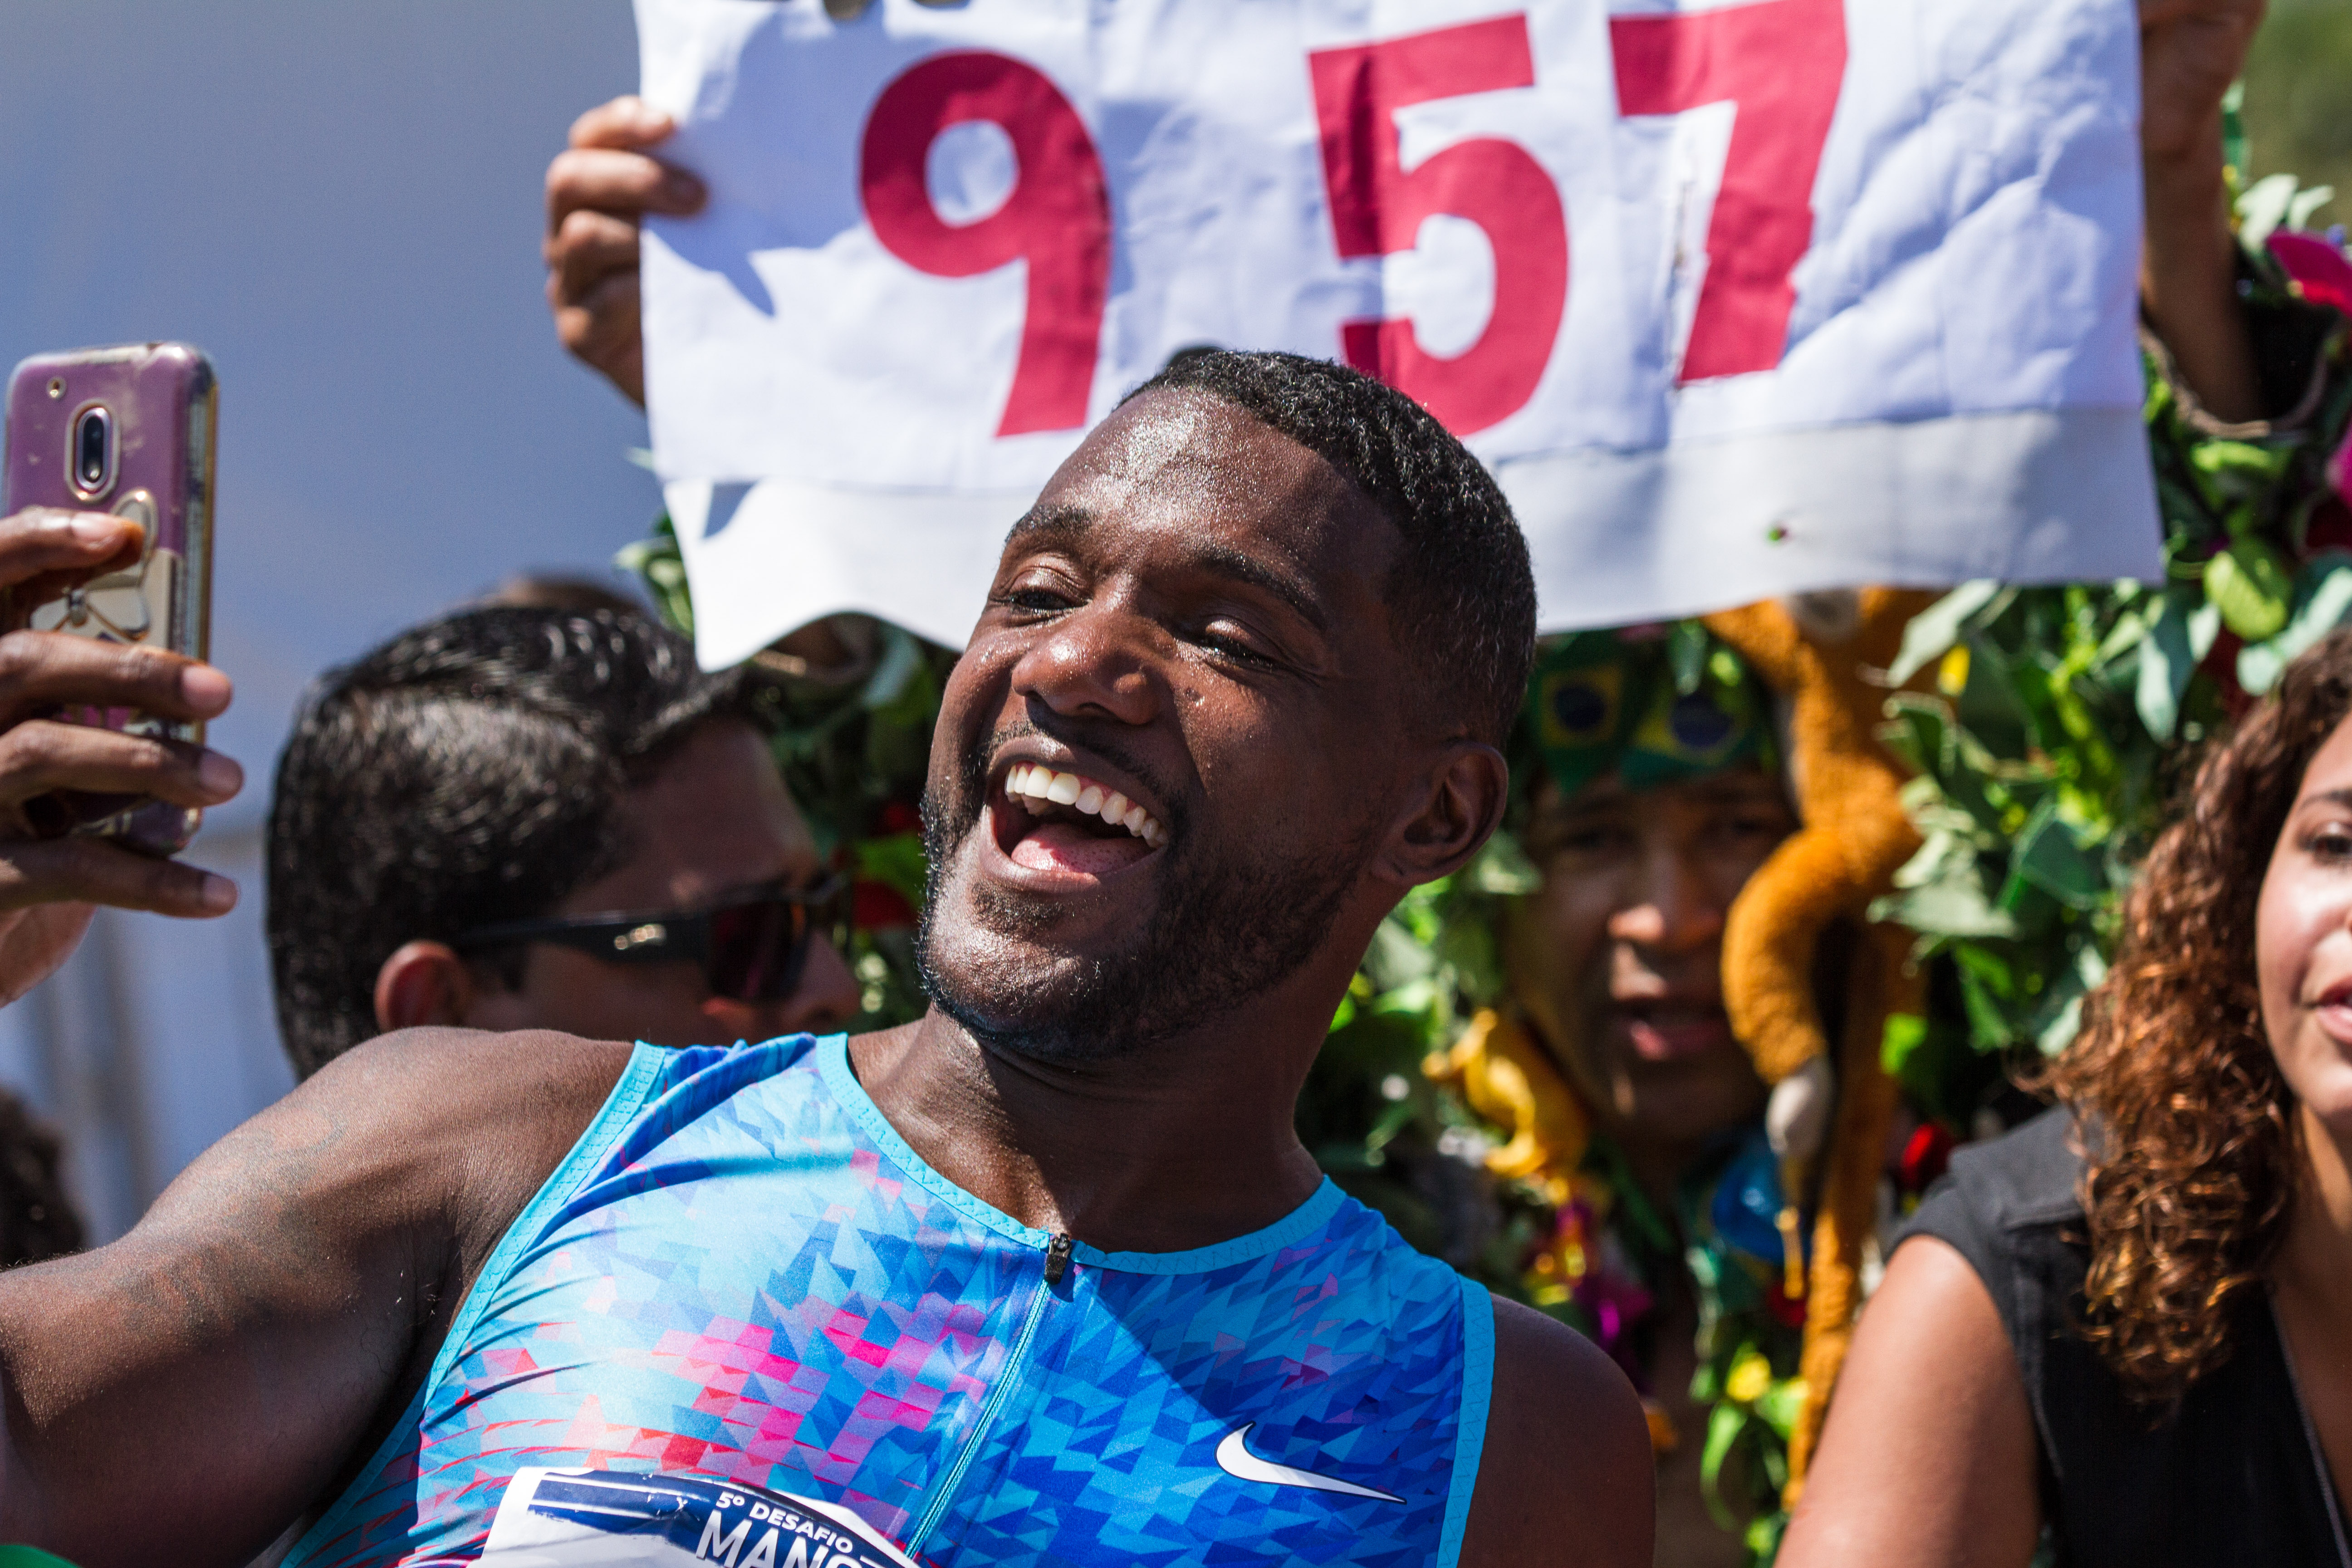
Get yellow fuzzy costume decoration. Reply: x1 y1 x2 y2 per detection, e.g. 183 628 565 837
1428 1009 1589 1201
1699 588 1932 1502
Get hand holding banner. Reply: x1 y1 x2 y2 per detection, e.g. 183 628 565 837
637 0 2156 667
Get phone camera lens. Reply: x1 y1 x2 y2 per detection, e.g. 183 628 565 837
70 407 112 496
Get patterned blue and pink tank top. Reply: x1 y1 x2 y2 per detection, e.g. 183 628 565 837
284 1033 1494 1567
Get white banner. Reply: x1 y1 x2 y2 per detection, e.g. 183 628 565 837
638 0 2158 667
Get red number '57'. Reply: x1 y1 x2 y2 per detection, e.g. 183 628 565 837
1309 16 1568 436
860 52 1111 436
1612 0 1847 382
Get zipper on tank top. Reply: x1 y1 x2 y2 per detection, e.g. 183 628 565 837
903 1232 1072 1557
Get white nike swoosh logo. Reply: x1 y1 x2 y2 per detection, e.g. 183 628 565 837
1214 1423 1404 1504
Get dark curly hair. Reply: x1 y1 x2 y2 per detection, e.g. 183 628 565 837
1124 350 1535 747
2049 627 2352 1405
266 605 761 1079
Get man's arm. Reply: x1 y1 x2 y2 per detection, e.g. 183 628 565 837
0 1028 629 1568
2139 0 2269 423
1461 1295 1654 1568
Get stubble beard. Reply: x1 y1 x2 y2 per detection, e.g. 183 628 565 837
913 729 1373 1065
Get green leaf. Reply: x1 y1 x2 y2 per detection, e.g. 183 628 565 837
1744 1511 1788 1563
2135 590 2195 741
1700 1401 1750 1530
861 622 924 711
2206 539 2293 642
1955 942 2017 1001
2031 941 2111 1057
1669 620 1709 694
2237 171 2300 247
614 513 695 635
2238 554 2352 696
1872 872 2019 941
1955 950 2024 1049
1755 1377 1808 1441
1888 580 2004 685
1880 695 1953 781
1880 1012 1927 1079
2189 598 2223 661
2009 799 2105 910
0 1549 83 1568
1368 977 1439 1019
2092 607 2146 671
2189 441 2290 485
853 831 930 909
2222 81 2247 188
1884 1005 1995 1123
1362 918 1438 990
1465 829 1542 896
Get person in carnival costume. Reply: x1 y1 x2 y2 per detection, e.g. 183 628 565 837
1428 621 1816 1568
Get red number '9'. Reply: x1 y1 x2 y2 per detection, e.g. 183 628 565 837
1309 16 1568 436
1611 0 1847 382
860 53 1111 437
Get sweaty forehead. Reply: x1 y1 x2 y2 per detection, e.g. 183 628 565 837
1026 390 1398 590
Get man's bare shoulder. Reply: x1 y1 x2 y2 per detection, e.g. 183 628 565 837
130 1028 638 1260
303 1027 635 1205
332 1026 640 1132
1460 1293 1654 1568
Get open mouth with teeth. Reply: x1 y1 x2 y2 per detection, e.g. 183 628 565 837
996 762 1168 877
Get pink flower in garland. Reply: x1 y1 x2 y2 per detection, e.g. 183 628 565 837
1575 1262 1658 1383
2268 230 2352 503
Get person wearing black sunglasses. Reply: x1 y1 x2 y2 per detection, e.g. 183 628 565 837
265 600 860 1078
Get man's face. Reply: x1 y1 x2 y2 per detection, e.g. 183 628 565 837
470 718 859 1046
1504 765 1796 1154
918 390 1408 1061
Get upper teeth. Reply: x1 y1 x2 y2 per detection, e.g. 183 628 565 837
1004 764 1166 847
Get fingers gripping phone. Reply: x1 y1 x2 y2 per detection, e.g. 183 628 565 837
2 343 217 856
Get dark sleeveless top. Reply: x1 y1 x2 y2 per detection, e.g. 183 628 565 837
1897 1109 2350 1566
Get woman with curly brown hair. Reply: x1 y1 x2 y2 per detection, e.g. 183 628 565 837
1777 626 2352 1565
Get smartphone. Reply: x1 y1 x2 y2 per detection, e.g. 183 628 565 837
2 343 217 856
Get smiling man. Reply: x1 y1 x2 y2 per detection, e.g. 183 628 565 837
0 351 1648 1568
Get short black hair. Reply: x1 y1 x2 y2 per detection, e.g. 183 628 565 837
266 605 760 1079
1123 350 1535 744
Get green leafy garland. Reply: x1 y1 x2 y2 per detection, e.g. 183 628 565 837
1874 187 2352 1106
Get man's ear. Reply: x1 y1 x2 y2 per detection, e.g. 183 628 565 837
1378 740 1509 887
374 941 485 1033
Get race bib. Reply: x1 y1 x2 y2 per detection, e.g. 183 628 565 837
481 1468 920 1568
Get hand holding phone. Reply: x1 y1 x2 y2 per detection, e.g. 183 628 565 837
4 343 218 855
0 508 240 1000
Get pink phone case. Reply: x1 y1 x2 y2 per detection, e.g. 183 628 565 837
3 343 217 855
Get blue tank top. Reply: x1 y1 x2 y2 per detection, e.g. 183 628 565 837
284 1034 1493 1567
